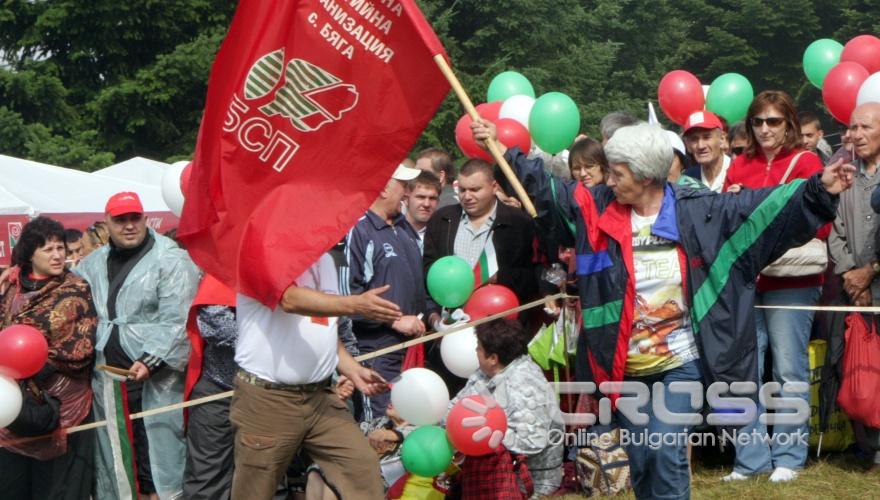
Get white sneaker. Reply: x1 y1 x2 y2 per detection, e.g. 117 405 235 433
722 471 749 482
769 466 798 483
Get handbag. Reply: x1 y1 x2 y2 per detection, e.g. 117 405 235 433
761 151 828 277
836 313 880 428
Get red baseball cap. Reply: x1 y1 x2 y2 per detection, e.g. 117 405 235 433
105 192 144 216
683 111 724 134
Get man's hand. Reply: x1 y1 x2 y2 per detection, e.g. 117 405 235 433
854 289 873 307
350 285 401 323
822 159 856 195
128 361 150 382
368 429 400 454
726 183 743 194
843 264 876 300
345 365 388 397
335 375 355 400
392 315 426 337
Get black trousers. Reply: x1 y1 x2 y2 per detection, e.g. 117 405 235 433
0 422 94 500
183 377 234 500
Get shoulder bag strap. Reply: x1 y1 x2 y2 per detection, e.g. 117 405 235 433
779 151 807 185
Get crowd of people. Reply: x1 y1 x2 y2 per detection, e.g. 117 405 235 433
0 89 877 500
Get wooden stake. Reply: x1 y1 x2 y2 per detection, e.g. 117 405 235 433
433 55 538 218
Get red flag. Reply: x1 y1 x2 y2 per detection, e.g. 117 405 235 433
178 0 449 307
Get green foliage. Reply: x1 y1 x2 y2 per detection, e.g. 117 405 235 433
1 0 879 169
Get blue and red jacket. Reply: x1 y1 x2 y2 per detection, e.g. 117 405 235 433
505 147 838 390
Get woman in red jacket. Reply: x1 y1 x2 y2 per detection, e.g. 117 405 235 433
723 90 827 483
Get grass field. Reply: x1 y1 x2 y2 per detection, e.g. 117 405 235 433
557 450 880 499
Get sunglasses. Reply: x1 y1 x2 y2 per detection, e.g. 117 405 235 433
731 146 745 155
751 117 785 128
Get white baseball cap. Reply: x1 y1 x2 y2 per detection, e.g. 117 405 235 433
391 163 421 181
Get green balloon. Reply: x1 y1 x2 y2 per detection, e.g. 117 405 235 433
528 92 581 154
803 39 844 89
705 73 754 124
426 256 474 308
487 71 535 102
400 426 454 477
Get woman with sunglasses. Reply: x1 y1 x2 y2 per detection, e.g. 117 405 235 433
723 90 828 483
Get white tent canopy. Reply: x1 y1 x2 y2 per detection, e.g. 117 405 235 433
0 182 33 216
0 155 171 213
94 156 170 186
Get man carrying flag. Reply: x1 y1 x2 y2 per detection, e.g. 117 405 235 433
176 0 450 498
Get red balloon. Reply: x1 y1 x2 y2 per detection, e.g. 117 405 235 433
476 101 503 123
463 285 519 321
180 162 193 196
455 113 492 161
841 35 880 74
446 395 507 456
823 62 869 124
495 118 531 152
657 70 705 125
0 325 49 379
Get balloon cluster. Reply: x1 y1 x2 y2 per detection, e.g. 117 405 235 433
161 160 193 217
455 71 581 158
657 70 753 125
392 369 509 478
803 35 880 123
0 325 50 428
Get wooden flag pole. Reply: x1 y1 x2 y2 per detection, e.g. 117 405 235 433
433 55 538 218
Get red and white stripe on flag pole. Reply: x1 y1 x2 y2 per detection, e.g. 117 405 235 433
178 0 450 307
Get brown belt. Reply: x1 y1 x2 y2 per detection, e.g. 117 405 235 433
236 369 331 393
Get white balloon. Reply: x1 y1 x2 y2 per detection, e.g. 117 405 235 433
390 368 449 426
440 327 479 378
857 72 880 107
161 161 189 217
0 374 22 428
499 95 536 130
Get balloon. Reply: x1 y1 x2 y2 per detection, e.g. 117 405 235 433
0 325 48 379
180 162 193 196
841 35 880 74
446 395 508 456
803 38 844 88
857 72 880 106
390 368 450 426
400 425 454 477
657 70 704 125
476 101 502 123
705 73 754 123
426 256 475 308
440 327 479 378
454 113 492 162
823 62 870 124
487 71 535 103
528 92 581 154
462 285 519 321
494 118 531 153
498 95 536 130
0 375 22 428
161 161 189 217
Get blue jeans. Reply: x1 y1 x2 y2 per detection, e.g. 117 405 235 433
617 360 702 500
733 286 820 474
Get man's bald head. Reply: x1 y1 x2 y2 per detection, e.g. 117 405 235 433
850 102 880 165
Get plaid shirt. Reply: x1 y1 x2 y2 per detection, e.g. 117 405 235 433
453 201 498 267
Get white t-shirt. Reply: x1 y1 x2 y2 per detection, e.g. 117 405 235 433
701 155 731 193
235 254 340 384
626 210 700 376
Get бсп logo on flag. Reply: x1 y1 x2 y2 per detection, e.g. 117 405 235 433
8 222 22 251
223 48 359 173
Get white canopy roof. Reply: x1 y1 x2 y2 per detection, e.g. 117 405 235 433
0 155 171 213
0 182 33 216
94 156 170 186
